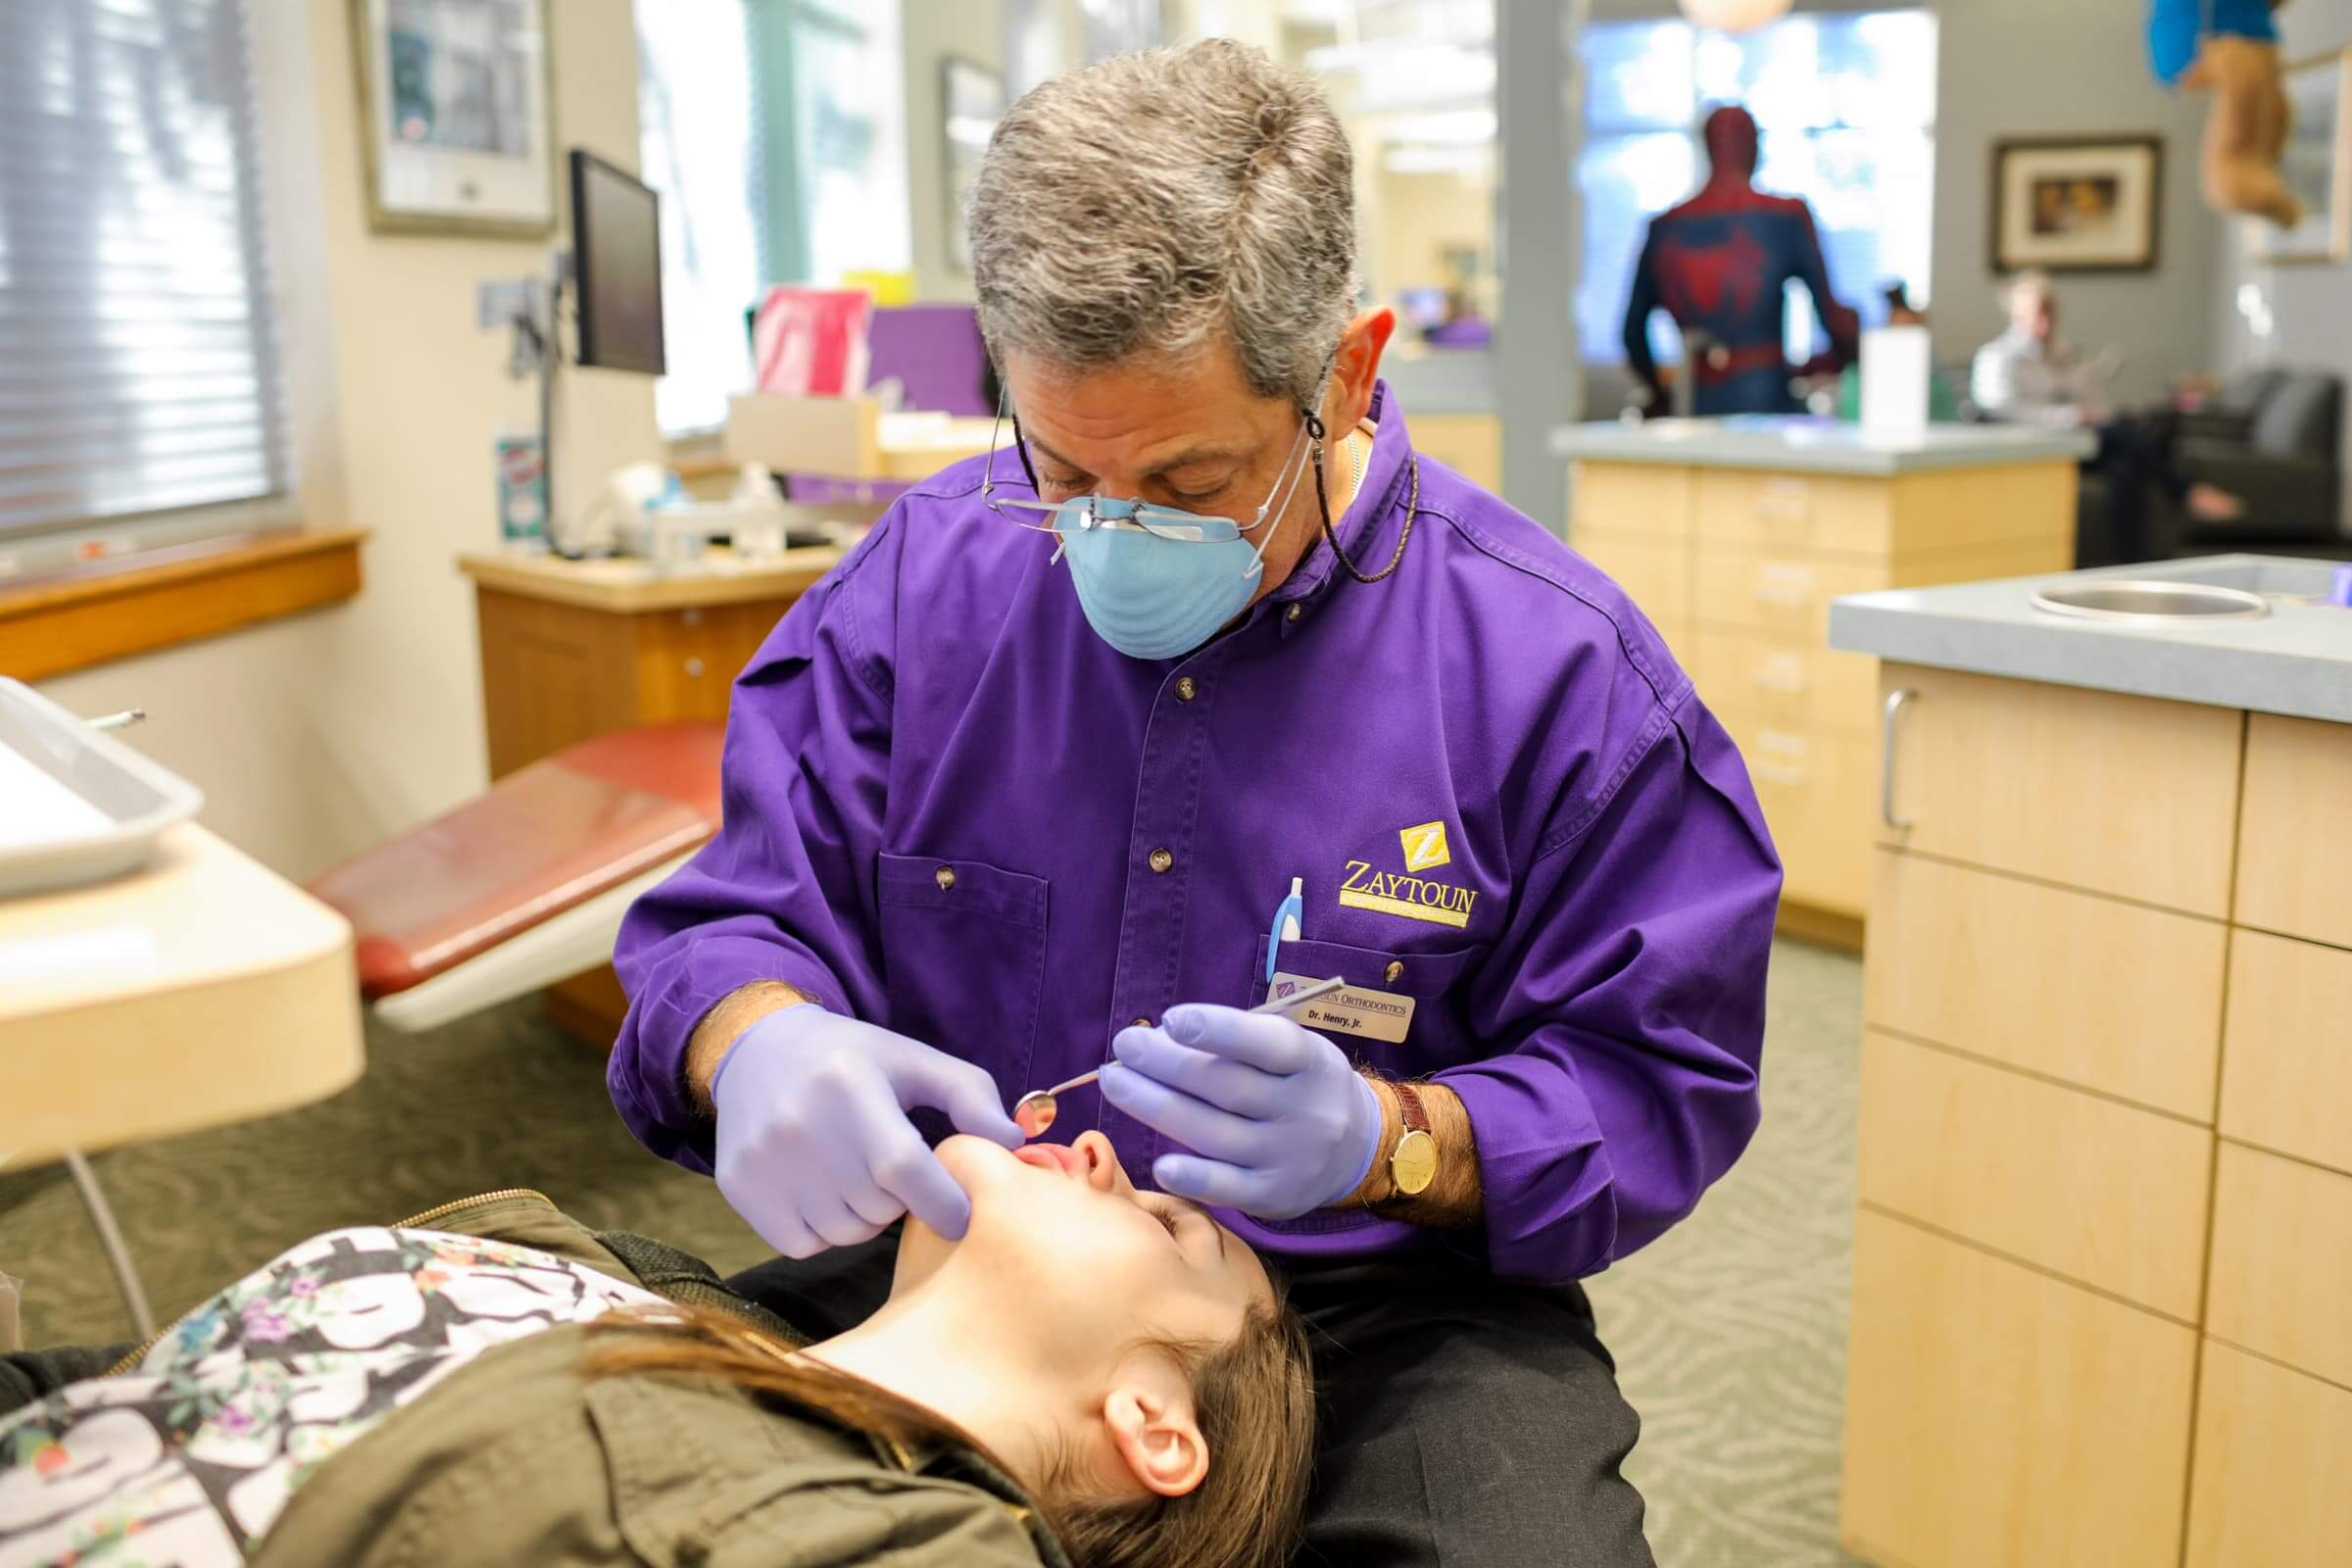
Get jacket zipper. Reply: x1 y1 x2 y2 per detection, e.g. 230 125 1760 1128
389 1188 553 1231
101 1189 558 1376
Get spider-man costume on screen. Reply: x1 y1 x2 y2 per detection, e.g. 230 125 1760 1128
1622 106 1858 417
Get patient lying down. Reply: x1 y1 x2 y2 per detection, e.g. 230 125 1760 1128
0 1133 1314 1568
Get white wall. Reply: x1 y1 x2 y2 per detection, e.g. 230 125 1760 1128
36 0 661 878
1929 0 2224 407
2212 0 2352 528
903 0 1008 302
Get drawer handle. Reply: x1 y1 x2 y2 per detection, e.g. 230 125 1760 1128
1882 688 1917 831
1751 760 1806 788
1752 653 1807 693
1753 564 1814 607
1757 479 1811 520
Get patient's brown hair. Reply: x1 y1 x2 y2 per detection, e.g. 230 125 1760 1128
589 1298 1315 1568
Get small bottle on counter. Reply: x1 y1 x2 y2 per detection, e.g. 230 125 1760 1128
2331 564 2352 608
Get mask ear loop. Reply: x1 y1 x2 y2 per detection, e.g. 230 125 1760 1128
1237 417 1316 580
1002 405 1078 565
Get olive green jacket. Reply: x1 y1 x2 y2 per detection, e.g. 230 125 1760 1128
235 1193 1069 1568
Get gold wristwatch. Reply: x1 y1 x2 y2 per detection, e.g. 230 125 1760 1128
1368 1080 1439 1206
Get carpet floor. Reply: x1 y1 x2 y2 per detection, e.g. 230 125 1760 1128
1 939 1865 1566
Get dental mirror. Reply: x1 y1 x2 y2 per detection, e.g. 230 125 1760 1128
1011 974 1350 1140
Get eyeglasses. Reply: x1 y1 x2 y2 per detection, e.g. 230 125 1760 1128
977 397 1310 545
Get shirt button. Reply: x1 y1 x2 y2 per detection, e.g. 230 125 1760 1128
1175 675 1198 702
1131 1016 1152 1029
1385 959 1405 985
1148 848 1174 874
1285 603 1303 623
934 865 956 891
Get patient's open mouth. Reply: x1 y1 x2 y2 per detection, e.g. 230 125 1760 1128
1013 1143 1087 1180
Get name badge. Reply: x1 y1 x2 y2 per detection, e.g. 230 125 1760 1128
1266 971 1416 1044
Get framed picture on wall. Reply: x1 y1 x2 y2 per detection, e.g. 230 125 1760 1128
2250 48 2351 265
1989 136 2164 273
350 0 556 236
942 56 1004 273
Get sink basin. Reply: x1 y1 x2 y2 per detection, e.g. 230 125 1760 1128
2127 559 2339 601
2030 581 2273 622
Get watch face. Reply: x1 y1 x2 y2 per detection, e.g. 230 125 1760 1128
1392 1129 1439 1196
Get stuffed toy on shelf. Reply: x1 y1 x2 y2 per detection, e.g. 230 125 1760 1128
2149 0 2302 226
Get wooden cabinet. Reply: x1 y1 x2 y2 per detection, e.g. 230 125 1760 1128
1843 662 2352 1566
2235 712 2352 949
1863 849 2225 1117
1878 663 2242 916
2185 1343 2352 1567
458 549 839 1045
1570 459 2074 938
1857 1032 2211 1318
1840 1211 2197 1568
2206 1143 2352 1389
2221 929 2352 1172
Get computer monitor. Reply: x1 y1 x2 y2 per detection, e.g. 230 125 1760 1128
569 148 665 375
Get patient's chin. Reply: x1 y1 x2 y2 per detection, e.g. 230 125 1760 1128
934 1133 1017 1196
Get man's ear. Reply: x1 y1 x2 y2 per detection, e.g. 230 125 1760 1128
1102 1383 1209 1498
1327 306 1396 429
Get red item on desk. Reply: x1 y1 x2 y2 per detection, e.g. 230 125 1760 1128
752 286 872 396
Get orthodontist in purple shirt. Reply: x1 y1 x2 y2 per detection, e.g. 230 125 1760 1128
612 41 1778 1568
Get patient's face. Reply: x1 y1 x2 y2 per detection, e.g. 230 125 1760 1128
902 1133 1270 1353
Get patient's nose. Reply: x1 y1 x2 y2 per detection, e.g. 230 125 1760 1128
1074 1131 1123 1193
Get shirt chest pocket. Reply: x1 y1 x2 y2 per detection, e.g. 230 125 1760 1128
878 853 1050 1120
1244 934 1485 1078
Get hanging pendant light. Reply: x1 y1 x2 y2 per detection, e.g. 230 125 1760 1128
1678 0 1793 32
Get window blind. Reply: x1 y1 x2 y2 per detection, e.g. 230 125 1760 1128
0 0 290 541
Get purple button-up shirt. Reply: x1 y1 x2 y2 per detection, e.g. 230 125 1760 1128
611 383 1780 1284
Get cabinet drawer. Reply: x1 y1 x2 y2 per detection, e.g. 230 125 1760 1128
2221 930 2352 1173
2236 713 2352 949
1858 1032 2211 1316
1717 713 1872 915
1573 525 1689 627
1840 1211 2195 1568
1695 546 1887 642
1571 461 1692 539
2206 1142 2352 1387
1695 536 2073 645
2185 1343 2352 1568
1694 467 1892 552
1693 629 1878 734
1865 850 2225 1118
1878 663 2243 917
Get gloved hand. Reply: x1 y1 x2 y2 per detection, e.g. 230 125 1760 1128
711 1004 1024 1258
1098 1004 1384 1219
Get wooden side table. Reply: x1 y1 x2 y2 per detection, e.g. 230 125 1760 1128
454 548 842 1044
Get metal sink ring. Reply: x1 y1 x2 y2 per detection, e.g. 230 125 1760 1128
2028 581 2273 623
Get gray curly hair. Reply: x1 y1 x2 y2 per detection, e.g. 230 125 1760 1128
967 39 1359 410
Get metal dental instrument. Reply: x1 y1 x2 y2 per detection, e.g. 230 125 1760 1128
1012 974 1351 1140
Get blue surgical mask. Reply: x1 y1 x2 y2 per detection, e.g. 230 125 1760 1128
1043 420 1316 661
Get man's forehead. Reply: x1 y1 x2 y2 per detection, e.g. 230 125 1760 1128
1004 346 1290 466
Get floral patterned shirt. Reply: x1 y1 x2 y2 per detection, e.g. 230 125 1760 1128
0 1226 663 1566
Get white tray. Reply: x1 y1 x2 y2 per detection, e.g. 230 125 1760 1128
0 678 203 898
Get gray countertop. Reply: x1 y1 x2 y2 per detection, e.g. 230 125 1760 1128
1829 556 2352 724
1550 415 2095 474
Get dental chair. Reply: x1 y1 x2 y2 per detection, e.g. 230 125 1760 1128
306 721 723 1034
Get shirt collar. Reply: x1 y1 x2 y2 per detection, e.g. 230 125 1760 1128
1268 377 1412 608
874 1434 1077 1567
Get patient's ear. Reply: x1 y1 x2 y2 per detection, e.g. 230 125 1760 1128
1102 1383 1208 1498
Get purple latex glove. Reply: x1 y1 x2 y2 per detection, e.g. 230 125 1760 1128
711 1004 1023 1257
1099 1003 1384 1219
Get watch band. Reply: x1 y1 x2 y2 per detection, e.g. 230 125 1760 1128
1369 1079 1439 1207
1392 1080 1432 1138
